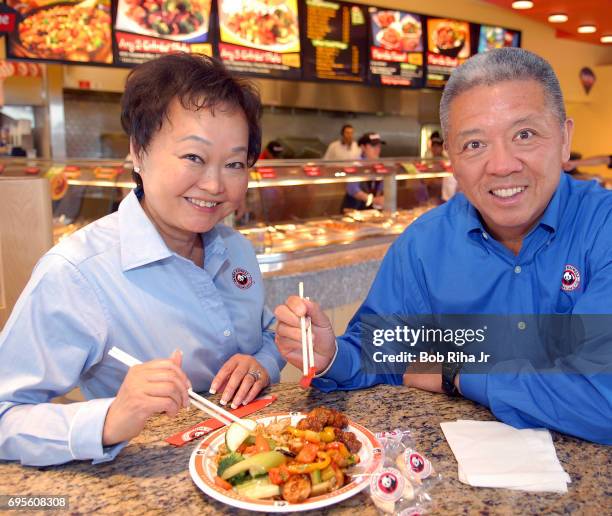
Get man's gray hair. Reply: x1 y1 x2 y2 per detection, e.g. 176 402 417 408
440 47 566 138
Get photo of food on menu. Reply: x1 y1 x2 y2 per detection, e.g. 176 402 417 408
5 0 112 64
426 18 471 88
478 25 520 53
219 0 300 53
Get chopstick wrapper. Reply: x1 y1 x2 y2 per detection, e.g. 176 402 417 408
440 420 571 493
165 394 277 447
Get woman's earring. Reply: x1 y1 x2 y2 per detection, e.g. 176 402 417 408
133 166 141 173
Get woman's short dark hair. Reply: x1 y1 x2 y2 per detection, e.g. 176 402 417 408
121 53 262 176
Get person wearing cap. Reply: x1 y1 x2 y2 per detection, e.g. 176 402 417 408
426 131 459 202
274 48 612 445
342 132 386 210
259 140 284 160
323 124 361 161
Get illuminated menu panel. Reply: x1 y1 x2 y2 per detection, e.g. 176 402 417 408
302 0 368 83
425 18 472 88
113 0 213 66
217 0 301 80
5 0 112 64
368 7 424 87
477 25 520 53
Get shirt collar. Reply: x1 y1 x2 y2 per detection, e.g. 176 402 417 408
463 170 567 236
119 191 173 271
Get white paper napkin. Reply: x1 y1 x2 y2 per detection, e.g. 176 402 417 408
440 420 571 493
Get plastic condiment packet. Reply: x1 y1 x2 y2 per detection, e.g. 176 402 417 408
165 394 277 447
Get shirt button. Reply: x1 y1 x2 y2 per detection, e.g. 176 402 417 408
482 232 489 240
223 329 232 337
514 265 522 274
518 321 526 330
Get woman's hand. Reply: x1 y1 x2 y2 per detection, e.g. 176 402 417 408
210 354 270 409
274 296 337 375
103 350 190 446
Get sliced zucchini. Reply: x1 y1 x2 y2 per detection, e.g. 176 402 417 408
225 419 257 452
221 451 287 480
238 483 281 500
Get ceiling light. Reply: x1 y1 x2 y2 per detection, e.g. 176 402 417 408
548 14 568 23
601 35 612 43
577 25 597 34
511 1 534 9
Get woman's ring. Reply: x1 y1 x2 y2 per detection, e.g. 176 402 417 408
248 370 261 382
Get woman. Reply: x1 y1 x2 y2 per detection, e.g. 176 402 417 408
0 54 284 466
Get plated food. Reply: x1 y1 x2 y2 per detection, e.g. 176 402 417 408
190 408 383 512
432 22 467 58
122 0 209 38
220 0 299 52
374 12 422 52
15 1 112 62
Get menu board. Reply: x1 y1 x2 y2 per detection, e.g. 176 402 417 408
478 25 520 53
368 7 424 87
4 0 112 64
425 18 471 88
113 0 213 65
217 0 301 79
301 0 368 83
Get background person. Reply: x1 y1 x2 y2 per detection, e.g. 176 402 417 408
323 124 361 161
342 132 385 210
274 48 612 445
0 54 284 466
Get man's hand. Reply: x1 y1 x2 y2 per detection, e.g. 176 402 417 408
103 350 190 446
274 296 337 374
210 354 270 409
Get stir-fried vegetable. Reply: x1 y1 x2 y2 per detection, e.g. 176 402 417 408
213 409 362 503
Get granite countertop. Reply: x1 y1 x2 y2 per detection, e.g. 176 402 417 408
1 384 609 515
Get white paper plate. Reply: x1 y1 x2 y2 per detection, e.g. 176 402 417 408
189 411 383 512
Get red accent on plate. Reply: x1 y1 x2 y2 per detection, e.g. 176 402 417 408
24 166 40 174
373 163 389 173
343 167 358 174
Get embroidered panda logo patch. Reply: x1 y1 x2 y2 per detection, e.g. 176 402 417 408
561 265 580 292
232 267 253 289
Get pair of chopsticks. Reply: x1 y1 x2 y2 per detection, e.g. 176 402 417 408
298 282 316 389
107 346 251 431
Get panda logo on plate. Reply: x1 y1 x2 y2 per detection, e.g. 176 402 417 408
232 268 253 289
561 265 580 292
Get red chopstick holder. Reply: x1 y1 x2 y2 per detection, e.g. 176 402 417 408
165 394 277 447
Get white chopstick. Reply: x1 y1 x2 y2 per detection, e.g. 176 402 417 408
298 282 308 376
107 346 247 429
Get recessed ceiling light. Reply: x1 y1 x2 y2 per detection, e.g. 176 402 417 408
548 14 568 23
601 35 612 43
577 25 597 34
512 1 534 9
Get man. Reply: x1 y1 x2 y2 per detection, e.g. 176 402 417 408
323 124 361 161
275 48 612 444
426 131 459 202
342 132 386 210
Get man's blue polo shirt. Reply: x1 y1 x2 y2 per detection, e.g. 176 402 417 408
313 172 612 444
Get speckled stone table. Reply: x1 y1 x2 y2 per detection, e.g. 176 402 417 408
0 384 609 515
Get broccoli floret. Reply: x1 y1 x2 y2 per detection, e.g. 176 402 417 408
216 452 244 478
